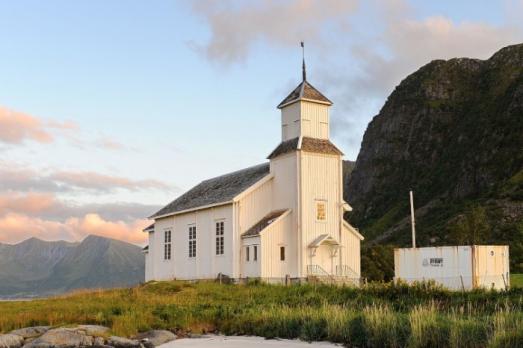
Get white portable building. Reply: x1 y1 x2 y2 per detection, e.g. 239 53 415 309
394 245 510 290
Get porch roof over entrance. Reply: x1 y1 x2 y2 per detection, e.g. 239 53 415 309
308 234 340 248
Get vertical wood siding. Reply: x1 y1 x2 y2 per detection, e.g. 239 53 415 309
238 178 273 234
260 211 293 278
341 223 362 275
300 152 342 275
300 101 329 139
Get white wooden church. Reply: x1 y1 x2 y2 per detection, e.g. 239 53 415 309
143 63 363 283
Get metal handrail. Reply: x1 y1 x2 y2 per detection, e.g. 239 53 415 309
336 265 359 278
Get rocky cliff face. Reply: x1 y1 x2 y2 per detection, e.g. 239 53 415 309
345 44 523 275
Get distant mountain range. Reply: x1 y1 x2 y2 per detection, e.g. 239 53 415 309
0 235 144 299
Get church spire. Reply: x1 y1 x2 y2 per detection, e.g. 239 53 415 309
301 41 306 81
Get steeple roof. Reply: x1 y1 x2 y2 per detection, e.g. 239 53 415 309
277 80 332 109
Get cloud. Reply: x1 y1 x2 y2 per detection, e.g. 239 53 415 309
96 137 128 151
190 0 523 156
0 192 160 222
0 162 176 194
49 171 172 192
0 106 77 145
0 212 148 245
190 0 358 64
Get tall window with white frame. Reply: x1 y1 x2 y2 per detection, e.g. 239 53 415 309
215 221 224 255
188 225 196 258
164 230 171 260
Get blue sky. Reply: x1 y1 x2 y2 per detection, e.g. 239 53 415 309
0 0 522 244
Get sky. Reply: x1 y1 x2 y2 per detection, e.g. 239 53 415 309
0 0 522 245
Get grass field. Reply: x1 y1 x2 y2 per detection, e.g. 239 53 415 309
511 273 523 288
1 281 523 348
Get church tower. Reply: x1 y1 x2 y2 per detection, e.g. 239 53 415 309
267 46 358 279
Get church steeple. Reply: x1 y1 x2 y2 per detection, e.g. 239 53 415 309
277 43 332 109
276 43 333 142
301 41 306 82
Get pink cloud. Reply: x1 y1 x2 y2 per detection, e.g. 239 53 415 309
0 106 53 144
0 212 148 245
0 192 61 215
0 106 78 145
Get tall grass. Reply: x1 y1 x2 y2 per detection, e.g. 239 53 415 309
1 281 523 347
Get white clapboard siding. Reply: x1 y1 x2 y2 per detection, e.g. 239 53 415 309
299 151 342 275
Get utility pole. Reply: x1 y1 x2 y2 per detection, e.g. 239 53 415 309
410 190 416 248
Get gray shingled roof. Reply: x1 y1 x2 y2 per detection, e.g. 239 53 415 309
267 137 344 159
142 223 155 232
277 80 332 109
151 163 270 218
242 210 288 237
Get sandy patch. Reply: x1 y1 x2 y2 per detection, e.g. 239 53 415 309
160 335 340 347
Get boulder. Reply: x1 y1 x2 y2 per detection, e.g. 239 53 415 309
24 328 93 348
107 336 141 348
10 327 50 340
0 334 24 348
75 326 109 337
134 331 176 347
93 337 105 346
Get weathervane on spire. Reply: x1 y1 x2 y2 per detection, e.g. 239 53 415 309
301 41 306 81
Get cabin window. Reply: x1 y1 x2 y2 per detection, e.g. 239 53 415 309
188 225 196 258
253 245 258 261
280 246 285 261
164 230 171 260
246 246 250 261
216 221 224 255
316 201 326 221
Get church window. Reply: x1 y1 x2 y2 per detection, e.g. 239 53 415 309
216 221 224 255
316 201 326 221
246 246 250 261
253 245 258 261
188 225 196 258
164 230 171 260
280 246 285 261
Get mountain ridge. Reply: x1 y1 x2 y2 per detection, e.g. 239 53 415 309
345 43 523 280
0 235 144 298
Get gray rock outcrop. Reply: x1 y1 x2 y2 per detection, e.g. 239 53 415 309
0 334 24 348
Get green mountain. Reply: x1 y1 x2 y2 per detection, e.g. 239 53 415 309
0 235 144 298
345 43 523 280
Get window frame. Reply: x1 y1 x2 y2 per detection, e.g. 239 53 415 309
280 246 285 261
315 200 327 222
246 246 250 262
215 220 225 256
163 229 172 261
253 245 258 262
188 225 197 258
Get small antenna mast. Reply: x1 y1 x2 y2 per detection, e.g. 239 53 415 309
301 41 306 81
410 190 416 248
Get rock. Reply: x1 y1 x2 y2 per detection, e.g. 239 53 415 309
107 336 141 348
93 337 105 346
0 334 24 348
24 328 93 348
75 326 109 337
134 331 176 347
10 327 50 339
